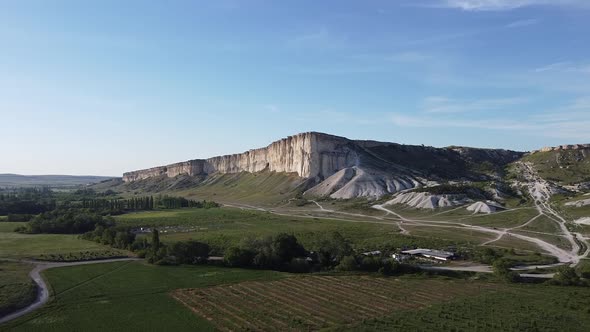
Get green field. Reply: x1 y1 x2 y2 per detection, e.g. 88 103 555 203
4 261 588 332
0 261 36 318
338 282 590 331
116 208 466 255
116 171 305 206
2 261 283 331
0 231 117 260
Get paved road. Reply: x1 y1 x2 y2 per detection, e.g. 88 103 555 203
0 258 141 325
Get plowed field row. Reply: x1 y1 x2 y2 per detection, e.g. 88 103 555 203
171 276 499 331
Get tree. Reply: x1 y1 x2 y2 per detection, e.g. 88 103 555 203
224 247 255 267
151 229 160 253
335 255 358 272
317 232 352 268
272 233 306 263
170 240 210 264
492 258 519 282
552 266 581 286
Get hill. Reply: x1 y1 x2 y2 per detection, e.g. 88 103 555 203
0 174 116 188
116 132 524 200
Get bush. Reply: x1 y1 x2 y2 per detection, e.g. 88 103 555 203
6 214 33 222
336 256 358 272
224 247 255 267
287 258 311 273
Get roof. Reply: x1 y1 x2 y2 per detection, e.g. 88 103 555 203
401 249 454 259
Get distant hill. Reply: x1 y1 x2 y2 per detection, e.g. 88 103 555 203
0 174 116 188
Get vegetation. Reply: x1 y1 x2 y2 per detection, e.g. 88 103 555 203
0 261 37 317
3 261 283 331
172 276 498 331
116 208 466 257
0 231 115 260
340 282 590 331
34 249 128 262
0 187 56 216
521 149 590 185
16 208 113 234
81 195 219 214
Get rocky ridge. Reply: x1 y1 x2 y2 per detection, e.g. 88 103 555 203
122 132 524 199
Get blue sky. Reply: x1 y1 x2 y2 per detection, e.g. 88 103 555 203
1 0 589 175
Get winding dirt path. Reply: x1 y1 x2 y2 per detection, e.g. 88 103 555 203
0 258 141 325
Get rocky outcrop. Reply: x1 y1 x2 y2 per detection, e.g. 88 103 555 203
466 201 504 214
385 192 469 209
123 132 359 183
122 131 525 199
533 144 590 154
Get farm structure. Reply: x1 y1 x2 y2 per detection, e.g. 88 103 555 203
399 249 455 262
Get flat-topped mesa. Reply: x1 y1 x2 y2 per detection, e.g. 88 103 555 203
122 132 360 183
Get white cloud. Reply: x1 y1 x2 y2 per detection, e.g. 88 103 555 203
430 0 589 11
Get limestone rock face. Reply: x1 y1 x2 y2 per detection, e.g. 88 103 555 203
123 132 359 183
121 131 524 199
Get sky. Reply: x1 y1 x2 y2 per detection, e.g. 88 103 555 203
1 0 589 176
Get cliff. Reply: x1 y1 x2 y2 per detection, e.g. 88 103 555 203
122 132 525 199
123 132 359 183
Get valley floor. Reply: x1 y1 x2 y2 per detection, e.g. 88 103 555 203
2 261 590 332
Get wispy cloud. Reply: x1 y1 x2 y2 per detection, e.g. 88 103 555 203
286 28 347 50
533 61 590 74
506 19 539 28
426 0 590 11
391 96 590 141
422 96 528 113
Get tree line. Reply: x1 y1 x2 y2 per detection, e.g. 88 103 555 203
0 187 56 216
81 195 219 213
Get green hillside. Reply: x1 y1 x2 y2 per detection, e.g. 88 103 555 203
522 148 590 185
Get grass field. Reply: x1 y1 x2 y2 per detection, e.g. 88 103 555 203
116 208 466 255
0 223 25 233
4 261 590 332
2 261 283 331
0 261 36 318
0 231 118 260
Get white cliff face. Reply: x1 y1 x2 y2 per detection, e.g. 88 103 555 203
122 132 360 182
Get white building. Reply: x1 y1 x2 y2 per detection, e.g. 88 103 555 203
400 249 455 262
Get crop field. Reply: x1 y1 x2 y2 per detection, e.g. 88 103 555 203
173 275 590 332
172 276 499 331
2 261 283 331
340 284 590 332
116 208 464 254
0 261 36 318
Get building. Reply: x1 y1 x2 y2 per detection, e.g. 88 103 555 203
361 250 382 257
400 249 455 262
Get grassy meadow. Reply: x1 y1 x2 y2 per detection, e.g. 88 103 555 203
2 261 283 331
3 261 590 332
0 261 37 318
115 207 467 255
